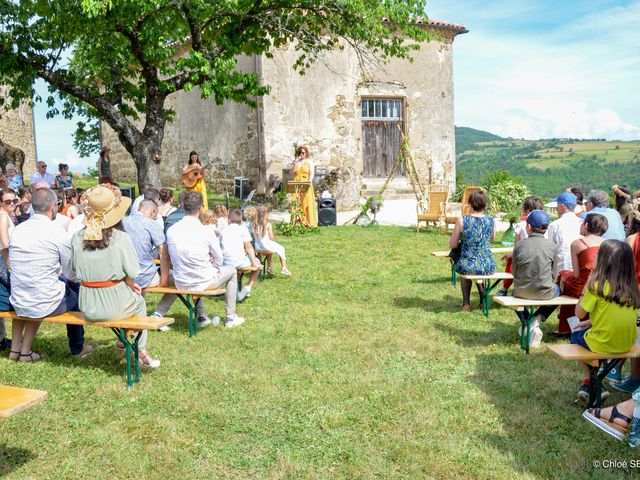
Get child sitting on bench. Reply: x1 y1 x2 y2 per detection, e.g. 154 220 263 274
253 205 291 276
512 210 559 349
570 239 640 400
220 208 261 301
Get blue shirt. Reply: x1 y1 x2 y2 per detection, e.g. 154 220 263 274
122 214 165 288
7 175 22 190
579 207 625 241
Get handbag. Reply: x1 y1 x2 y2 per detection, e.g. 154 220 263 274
448 242 462 264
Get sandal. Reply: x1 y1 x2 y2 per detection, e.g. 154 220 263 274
8 350 20 361
18 351 43 363
583 407 630 442
266 268 275 277
281 269 292 276
139 351 160 369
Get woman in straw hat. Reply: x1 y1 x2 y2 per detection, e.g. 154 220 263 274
70 184 160 368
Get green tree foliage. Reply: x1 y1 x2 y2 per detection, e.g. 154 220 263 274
480 170 530 216
0 0 429 189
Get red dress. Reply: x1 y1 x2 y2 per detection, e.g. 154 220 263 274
557 239 600 333
633 234 640 287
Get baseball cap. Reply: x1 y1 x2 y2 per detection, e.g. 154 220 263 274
527 210 550 229
556 192 577 209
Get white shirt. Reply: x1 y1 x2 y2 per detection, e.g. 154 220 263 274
547 211 583 273
9 214 75 317
515 219 549 241
166 215 223 290
67 213 86 238
130 195 143 214
29 172 55 187
203 224 223 267
220 223 251 266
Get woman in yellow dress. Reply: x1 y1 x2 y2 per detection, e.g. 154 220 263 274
183 151 208 210
291 145 317 227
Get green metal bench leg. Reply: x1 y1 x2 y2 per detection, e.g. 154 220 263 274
519 306 535 355
480 279 503 318
588 359 622 408
258 254 267 281
112 328 142 389
451 262 457 286
176 293 198 337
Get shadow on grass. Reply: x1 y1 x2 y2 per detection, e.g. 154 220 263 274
394 295 462 313
0 445 35 476
413 276 454 285
434 320 518 348
470 352 633 479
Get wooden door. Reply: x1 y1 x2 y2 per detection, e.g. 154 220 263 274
361 98 404 177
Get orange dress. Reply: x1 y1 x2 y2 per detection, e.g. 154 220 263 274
291 160 317 227
634 234 640 287
557 239 600 333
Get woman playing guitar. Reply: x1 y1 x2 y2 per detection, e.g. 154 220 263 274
182 150 208 210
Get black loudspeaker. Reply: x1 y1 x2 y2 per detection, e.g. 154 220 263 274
317 197 337 226
120 187 135 215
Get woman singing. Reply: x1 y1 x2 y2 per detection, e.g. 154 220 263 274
183 151 208 210
291 145 317 227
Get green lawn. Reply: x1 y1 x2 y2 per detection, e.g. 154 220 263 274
0 226 636 479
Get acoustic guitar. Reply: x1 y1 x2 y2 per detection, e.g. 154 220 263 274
182 162 212 188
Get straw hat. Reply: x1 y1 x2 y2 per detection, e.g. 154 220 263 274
80 184 131 240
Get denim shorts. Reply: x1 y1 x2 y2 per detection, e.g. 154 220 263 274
570 328 591 351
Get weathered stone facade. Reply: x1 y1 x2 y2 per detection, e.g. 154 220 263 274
0 88 37 176
103 21 466 200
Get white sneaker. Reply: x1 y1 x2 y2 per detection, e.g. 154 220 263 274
198 316 212 328
519 315 541 339
139 352 161 369
152 312 172 332
225 316 246 328
237 287 251 302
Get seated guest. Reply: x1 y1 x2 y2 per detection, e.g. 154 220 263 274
449 190 495 312
498 196 545 295
53 190 71 230
200 209 220 246
243 206 258 240
158 188 177 220
164 191 186 235
71 185 160 368
220 208 261 301
570 187 586 216
213 204 229 236
512 210 558 349
9 188 92 362
0 252 11 350
60 188 80 219
55 163 74 189
167 192 245 328
254 205 291 277
5 163 22 190
613 184 632 230
132 187 164 231
570 240 640 400
579 189 625 241
611 199 640 394
584 395 640 445
547 191 582 273
131 184 154 213
123 199 175 330
29 161 55 187
15 186 31 223
556 214 608 336
0 188 12 350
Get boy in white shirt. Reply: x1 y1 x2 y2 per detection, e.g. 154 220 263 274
220 208 261 301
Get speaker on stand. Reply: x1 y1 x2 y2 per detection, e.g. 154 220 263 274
317 197 337 226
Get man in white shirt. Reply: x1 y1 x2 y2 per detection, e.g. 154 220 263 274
9 188 93 361
166 192 244 328
220 208 261 301
131 186 164 231
547 191 582 274
29 161 55 187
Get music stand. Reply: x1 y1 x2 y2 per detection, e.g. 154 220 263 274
285 181 310 226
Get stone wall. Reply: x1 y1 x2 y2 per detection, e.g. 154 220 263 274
0 88 37 176
103 55 259 192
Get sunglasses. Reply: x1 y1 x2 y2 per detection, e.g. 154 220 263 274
3 199 18 205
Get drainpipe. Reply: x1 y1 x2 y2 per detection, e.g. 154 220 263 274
254 54 266 195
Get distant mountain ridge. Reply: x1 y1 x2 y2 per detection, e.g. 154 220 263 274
454 126 640 196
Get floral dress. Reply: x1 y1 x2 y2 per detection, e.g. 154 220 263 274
454 215 496 274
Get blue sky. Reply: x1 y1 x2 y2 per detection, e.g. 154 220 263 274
33 0 640 172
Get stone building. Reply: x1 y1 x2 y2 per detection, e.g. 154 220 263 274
103 19 467 209
0 87 37 175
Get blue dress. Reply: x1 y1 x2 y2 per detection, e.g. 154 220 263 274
455 215 496 274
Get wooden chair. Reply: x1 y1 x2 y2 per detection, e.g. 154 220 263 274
416 184 449 232
461 186 483 215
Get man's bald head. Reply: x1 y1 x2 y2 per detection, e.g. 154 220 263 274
138 199 158 220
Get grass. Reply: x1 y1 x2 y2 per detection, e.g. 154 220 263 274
0 226 637 479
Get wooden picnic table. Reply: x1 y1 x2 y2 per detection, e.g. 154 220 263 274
431 247 514 285
0 385 48 418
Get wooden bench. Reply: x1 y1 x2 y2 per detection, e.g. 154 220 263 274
457 272 513 317
237 265 260 291
145 285 225 337
255 249 273 281
0 385 48 418
0 312 174 388
431 247 513 286
548 344 640 407
493 296 579 354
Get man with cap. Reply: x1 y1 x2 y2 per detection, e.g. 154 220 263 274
547 191 583 273
512 210 560 349
579 189 625 241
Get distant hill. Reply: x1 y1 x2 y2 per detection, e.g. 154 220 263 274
455 126 504 155
454 127 640 197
